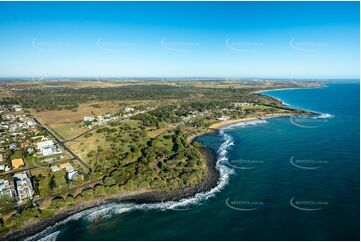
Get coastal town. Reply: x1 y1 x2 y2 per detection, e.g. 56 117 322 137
0 102 159 215
0 103 84 209
0 79 316 239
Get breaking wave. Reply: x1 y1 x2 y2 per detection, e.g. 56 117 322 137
222 119 268 130
28 128 236 241
312 113 334 119
37 231 60 241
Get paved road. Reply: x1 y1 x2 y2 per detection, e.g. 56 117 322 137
64 125 103 143
33 118 92 174
0 165 45 176
63 110 152 143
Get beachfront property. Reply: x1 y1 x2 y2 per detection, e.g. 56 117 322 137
59 162 83 181
217 116 230 121
67 170 83 181
36 139 62 157
0 179 16 199
11 158 25 169
13 171 34 203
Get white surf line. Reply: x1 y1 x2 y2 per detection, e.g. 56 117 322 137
29 128 236 241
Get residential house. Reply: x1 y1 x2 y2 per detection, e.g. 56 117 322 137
20 141 29 149
36 140 62 156
83 116 94 122
124 107 134 113
59 162 74 172
2 113 15 120
9 143 17 150
13 105 22 112
59 162 83 181
36 140 54 150
67 170 83 181
50 165 61 172
217 116 230 121
0 165 11 172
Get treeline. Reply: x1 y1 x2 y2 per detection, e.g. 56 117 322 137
11 84 281 111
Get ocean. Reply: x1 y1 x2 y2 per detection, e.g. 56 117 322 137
29 83 359 241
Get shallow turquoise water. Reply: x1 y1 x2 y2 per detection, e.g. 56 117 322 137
32 83 359 241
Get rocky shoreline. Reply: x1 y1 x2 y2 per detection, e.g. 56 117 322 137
0 148 219 241
0 89 318 241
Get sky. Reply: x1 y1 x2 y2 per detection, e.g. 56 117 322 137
0 1 359 79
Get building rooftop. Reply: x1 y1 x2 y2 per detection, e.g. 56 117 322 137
11 158 25 169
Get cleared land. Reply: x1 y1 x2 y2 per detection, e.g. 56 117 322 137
0 79 319 236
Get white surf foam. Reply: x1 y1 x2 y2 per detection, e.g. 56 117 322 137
312 113 334 119
37 231 60 241
222 119 268 130
29 129 237 241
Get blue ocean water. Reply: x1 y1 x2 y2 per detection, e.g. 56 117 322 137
31 83 359 241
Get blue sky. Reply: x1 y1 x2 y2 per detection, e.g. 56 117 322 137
0 1 359 79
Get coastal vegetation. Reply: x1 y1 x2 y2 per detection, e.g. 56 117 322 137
0 79 318 238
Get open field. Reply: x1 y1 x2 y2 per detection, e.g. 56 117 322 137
0 79 317 237
0 88 12 99
4 80 143 89
31 101 123 123
50 122 87 141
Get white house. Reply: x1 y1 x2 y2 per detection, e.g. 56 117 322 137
83 116 94 122
26 119 36 128
13 105 23 112
36 140 54 150
124 107 134 113
217 116 230 121
67 170 83 181
36 140 62 156
50 165 61 172
59 163 83 181
0 165 11 172
42 146 58 156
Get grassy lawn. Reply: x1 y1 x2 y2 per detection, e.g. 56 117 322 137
37 169 68 198
30 167 50 177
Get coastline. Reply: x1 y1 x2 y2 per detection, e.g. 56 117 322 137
208 113 296 130
252 85 325 94
0 148 219 241
0 87 315 241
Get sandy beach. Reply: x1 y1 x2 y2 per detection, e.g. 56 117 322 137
208 113 296 130
0 92 315 241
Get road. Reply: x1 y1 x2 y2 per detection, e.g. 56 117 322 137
33 118 92 174
63 108 156 143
